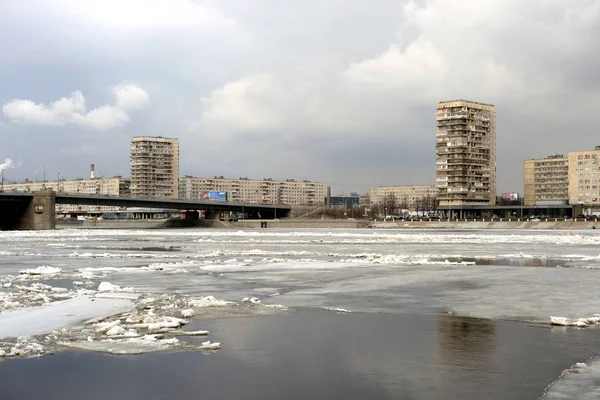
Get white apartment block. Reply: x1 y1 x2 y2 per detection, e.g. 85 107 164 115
179 176 326 206
568 146 600 206
130 136 179 199
370 185 438 208
1 177 130 213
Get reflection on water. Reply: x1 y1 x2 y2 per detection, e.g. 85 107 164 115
1 310 599 400
445 257 570 268
437 314 496 365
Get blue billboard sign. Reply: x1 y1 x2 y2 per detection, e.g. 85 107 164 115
203 191 227 201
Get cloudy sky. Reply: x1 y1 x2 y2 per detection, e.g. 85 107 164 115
1 0 599 195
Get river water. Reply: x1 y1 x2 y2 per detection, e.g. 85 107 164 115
1 228 600 399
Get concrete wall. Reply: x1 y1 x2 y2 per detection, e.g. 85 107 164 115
370 219 600 230
17 191 56 230
231 219 369 229
523 160 535 206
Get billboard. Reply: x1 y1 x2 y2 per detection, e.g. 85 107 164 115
501 193 519 201
203 191 227 201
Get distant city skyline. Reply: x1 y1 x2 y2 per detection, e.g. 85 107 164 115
2 1 599 194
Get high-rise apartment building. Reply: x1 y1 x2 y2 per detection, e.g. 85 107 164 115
179 176 326 206
523 155 569 206
130 137 179 198
436 100 496 206
568 146 600 206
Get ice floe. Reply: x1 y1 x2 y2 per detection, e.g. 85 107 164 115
542 358 600 400
19 266 62 275
199 341 221 350
181 309 196 318
324 307 352 313
550 315 600 328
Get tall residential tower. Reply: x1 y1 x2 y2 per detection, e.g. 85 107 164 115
436 100 496 206
130 136 179 198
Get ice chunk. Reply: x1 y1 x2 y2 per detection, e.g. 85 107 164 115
94 320 121 333
105 326 127 336
242 297 261 304
172 330 209 336
324 307 352 313
147 317 188 332
551 316 574 326
19 266 61 275
181 309 195 318
188 296 232 307
199 341 221 350
550 315 600 327
95 292 141 300
58 335 180 355
98 282 124 292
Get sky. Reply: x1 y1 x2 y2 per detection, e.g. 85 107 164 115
1 0 599 195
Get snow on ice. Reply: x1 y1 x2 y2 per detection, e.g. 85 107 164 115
542 358 600 400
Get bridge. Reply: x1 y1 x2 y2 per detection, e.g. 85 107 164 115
0 191 291 230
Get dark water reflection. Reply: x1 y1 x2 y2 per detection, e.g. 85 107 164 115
444 257 571 268
0 310 598 400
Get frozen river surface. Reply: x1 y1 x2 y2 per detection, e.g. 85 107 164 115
1 228 600 398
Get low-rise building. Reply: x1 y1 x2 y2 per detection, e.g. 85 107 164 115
523 155 569 206
330 195 360 209
568 146 600 206
179 176 326 206
370 185 438 209
2 177 131 214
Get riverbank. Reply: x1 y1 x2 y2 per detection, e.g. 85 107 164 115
56 218 599 230
368 219 599 229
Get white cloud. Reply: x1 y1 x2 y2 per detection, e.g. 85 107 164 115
2 91 86 127
113 84 149 111
2 84 149 131
195 73 288 136
342 41 447 92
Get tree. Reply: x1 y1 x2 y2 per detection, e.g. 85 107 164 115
383 194 397 215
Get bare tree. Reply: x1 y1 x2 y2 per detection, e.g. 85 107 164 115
383 194 397 215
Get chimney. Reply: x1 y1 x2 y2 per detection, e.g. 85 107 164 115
90 164 95 179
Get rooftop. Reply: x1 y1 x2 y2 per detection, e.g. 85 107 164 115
438 99 495 107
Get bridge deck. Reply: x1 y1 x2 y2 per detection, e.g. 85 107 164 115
0 192 291 215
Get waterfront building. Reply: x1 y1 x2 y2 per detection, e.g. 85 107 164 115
130 136 179 198
179 176 326 206
523 155 569 206
370 185 437 209
1 177 130 214
568 146 600 206
436 100 496 206
330 194 361 209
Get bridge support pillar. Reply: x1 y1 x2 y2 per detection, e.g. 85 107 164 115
184 210 199 220
18 191 56 230
204 210 220 220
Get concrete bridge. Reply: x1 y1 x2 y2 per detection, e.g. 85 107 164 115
0 192 291 230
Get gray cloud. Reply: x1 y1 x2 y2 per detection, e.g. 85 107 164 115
1 0 599 193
